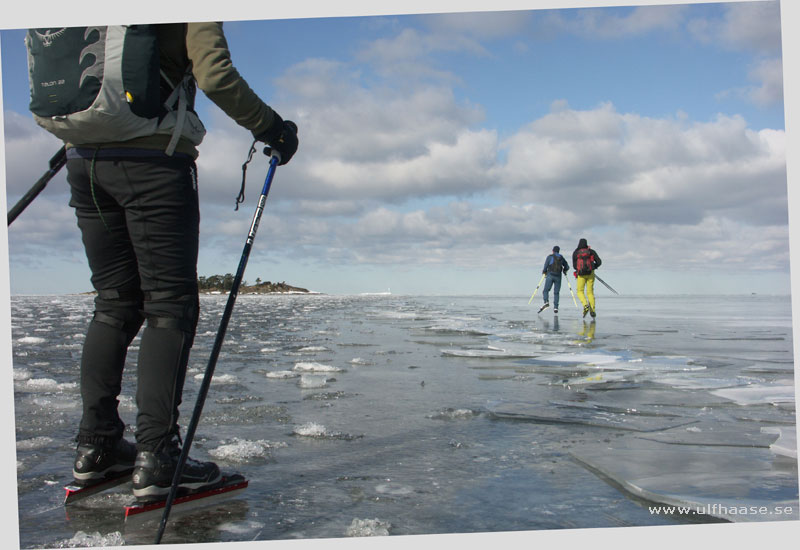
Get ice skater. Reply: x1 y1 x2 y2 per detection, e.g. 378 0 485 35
572 238 602 318
538 246 570 314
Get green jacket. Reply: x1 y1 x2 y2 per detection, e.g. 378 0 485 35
67 22 279 158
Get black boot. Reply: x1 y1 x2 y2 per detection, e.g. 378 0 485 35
131 434 221 499
73 438 136 482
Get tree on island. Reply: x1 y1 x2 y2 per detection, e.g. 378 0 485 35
197 274 309 294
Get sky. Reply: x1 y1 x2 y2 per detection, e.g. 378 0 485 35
0 0 792 296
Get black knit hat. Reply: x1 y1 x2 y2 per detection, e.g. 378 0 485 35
553 246 560 253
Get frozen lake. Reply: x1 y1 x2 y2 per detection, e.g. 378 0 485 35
9 293 798 547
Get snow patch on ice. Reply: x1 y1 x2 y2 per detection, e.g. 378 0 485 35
209 438 287 462
293 422 327 437
298 374 330 388
22 378 78 391
13 368 32 381
59 531 125 547
429 408 479 420
375 483 414 496
193 373 238 385
293 362 343 373
298 346 329 352
265 370 299 379
16 436 54 450
217 520 265 534
291 422 362 440
17 336 46 345
346 518 391 537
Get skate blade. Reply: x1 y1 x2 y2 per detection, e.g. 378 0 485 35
124 475 248 522
64 469 134 505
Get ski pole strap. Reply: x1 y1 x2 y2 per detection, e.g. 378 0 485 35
235 140 258 211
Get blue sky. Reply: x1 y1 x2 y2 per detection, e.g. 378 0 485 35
0 1 791 296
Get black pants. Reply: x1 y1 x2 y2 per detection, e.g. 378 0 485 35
67 151 200 452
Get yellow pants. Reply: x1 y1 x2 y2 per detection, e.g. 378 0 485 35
576 273 596 310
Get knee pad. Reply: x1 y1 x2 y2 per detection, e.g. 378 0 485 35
143 289 199 335
93 287 145 337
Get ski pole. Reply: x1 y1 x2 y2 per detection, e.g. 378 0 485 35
154 142 287 544
7 146 66 226
564 273 579 307
528 273 546 305
594 274 619 295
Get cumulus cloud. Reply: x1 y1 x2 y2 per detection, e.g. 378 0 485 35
3 4 789 289
269 56 492 203
423 10 533 40
689 1 782 53
497 102 786 228
746 57 784 106
539 5 688 39
687 2 783 108
4 97 787 277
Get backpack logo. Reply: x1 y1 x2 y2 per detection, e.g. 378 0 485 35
34 28 66 47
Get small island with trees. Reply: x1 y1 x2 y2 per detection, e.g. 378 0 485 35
198 274 311 294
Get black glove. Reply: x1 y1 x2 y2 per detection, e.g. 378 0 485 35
257 116 298 166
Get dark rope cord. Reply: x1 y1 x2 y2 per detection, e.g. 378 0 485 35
235 140 258 210
89 148 111 232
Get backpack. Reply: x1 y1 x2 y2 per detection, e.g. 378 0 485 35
547 254 563 275
25 25 205 155
575 248 595 276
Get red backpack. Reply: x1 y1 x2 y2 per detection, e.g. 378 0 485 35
575 248 595 276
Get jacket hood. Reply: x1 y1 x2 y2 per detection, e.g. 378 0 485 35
577 238 588 249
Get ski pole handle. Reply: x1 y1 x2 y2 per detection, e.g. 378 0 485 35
263 120 298 164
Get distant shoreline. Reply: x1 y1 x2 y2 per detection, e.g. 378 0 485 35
204 281 311 295
69 281 313 296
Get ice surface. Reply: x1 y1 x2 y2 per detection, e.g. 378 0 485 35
711 383 795 406
761 427 799 459
571 437 799 522
638 423 781 447
10 293 798 546
528 352 622 365
440 345 543 358
488 401 698 432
